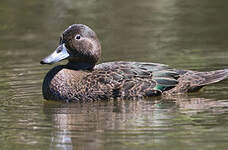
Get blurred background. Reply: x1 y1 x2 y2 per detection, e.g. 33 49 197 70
1 0 228 150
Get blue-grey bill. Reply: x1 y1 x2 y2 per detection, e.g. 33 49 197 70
40 44 70 64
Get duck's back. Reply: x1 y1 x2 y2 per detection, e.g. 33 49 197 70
83 61 180 100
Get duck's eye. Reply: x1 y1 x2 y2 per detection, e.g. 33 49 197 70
75 35 81 40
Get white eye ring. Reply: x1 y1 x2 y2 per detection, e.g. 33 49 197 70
75 34 81 40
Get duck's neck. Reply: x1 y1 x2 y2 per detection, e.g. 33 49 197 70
66 61 95 70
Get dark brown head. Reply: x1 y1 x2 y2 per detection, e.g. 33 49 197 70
40 24 101 69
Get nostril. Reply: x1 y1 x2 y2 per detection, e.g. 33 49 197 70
57 49 62 53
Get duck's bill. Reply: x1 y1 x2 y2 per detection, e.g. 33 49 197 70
40 44 70 64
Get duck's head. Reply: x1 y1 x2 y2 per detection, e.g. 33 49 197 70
40 24 101 70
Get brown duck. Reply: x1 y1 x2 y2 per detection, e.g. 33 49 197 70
40 24 228 102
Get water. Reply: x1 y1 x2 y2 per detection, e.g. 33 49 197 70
1 0 228 149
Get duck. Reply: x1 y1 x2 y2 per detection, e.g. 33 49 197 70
40 24 228 102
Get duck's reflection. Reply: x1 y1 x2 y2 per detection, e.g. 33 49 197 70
44 96 228 149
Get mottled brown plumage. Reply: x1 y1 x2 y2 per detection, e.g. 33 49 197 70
40 24 228 102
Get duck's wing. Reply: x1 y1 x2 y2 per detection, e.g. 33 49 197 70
94 62 228 97
94 61 181 97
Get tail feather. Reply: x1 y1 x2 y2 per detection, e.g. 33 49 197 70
164 69 228 94
196 69 228 86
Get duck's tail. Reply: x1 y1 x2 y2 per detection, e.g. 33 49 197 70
169 69 228 93
196 69 228 86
